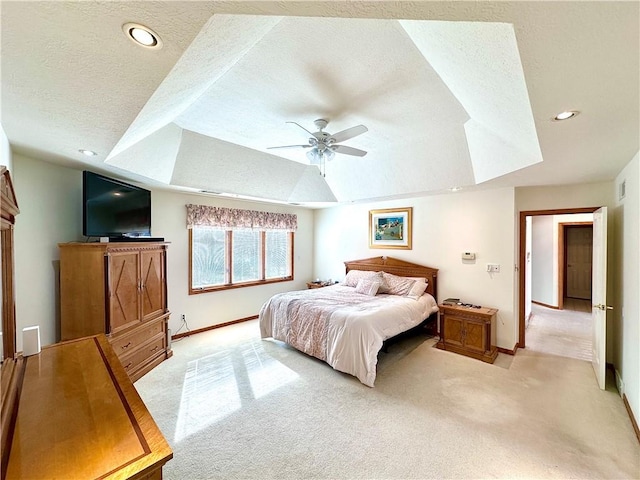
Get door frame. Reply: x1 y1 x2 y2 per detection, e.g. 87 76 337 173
518 207 599 349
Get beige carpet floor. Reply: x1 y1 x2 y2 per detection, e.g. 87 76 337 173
527 302 592 362
135 310 639 479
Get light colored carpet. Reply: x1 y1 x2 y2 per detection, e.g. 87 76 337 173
135 317 639 479
527 303 592 361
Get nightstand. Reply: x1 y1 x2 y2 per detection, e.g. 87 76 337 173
307 281 327 289
435 304 498 363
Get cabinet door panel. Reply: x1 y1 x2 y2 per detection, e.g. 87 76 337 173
109 251 141 333
141 249 166 320
464 320 486 353
444 315 464 347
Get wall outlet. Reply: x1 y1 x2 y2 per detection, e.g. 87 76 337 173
181 314 186 322
486 264 500 273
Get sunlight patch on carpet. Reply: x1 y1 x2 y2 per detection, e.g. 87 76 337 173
174 340 298 442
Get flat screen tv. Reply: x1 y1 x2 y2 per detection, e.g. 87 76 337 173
83 171 152 239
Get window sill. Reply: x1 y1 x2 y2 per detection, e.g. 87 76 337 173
189 277 293 295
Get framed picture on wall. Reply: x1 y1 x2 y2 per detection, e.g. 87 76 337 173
369 207 412 249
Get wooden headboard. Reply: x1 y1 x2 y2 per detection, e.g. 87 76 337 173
344 256 438 300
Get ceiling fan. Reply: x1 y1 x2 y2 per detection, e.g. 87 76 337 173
268 119 368 165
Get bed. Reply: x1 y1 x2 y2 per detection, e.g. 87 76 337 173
259 256 439 387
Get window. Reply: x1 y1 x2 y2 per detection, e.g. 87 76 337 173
265 231 291 279
191 228 225 288
187 204 297 294
190 227 294 293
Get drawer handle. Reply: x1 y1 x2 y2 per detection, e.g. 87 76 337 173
121 342 131 350
124 362 132 370
150 346 159 353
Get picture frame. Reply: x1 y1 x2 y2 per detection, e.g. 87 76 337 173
369 207 412 249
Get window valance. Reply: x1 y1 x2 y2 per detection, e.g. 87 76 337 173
186 204 297 231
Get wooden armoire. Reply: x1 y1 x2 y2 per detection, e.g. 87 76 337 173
59 242 172 381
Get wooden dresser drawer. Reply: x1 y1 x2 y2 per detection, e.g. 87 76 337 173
110 315 166 357
120 334 166 375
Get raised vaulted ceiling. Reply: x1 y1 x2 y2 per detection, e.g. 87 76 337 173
106 15 541 203
2 2 638 206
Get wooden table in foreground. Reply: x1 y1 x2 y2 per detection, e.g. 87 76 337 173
1 334 172 480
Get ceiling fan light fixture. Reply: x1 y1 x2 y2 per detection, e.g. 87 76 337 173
307 150 320 165
325 149 335 161
307 150 322 165
123 23 163 50
269 118 368 169
307 147 335 166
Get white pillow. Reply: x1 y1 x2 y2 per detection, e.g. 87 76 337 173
355 278 381 296
344 270 383 288
406 280 428 300
379 272 416 296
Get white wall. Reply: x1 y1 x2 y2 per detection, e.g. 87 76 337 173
314 187 518 350
612 151 639 427
12 154 314 349
1 124 12 171
13 154 82 350
516 182 614 212
531 216 555 306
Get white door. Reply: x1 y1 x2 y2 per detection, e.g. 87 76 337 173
591 207 609 390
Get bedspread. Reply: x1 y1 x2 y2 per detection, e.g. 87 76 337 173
259 285 438 387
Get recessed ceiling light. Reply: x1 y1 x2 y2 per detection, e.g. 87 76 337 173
79 149 97 157
122 23 163 50
449 186 462 192
553 110 580 121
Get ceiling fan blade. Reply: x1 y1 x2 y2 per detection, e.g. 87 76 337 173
267 144 311 150
332 145 367 157
286 121 315 137
330 125 368 143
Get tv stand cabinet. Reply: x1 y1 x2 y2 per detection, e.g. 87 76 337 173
59 242 172 381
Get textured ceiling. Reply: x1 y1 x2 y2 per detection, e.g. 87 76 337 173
1 1 638 206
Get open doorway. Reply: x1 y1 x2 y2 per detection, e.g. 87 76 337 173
561 223 593 308
518 207 599 350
